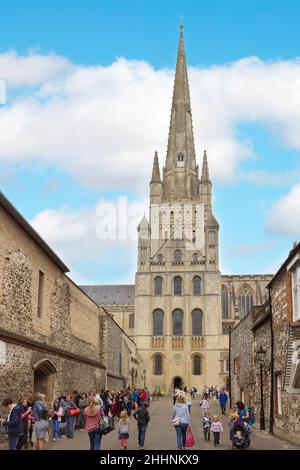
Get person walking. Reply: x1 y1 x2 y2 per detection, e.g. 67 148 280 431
118 410 130 449
84 395 104 450
183 387 192 414
199 395 209 417
202 412 212 442
219 389 228 415
1 398 24 450
211 415 223 447
133 401 150 450
172 394 191 450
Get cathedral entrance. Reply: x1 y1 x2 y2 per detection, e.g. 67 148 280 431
173 376 183 390
33 359 57 402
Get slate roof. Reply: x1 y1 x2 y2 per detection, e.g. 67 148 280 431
79 285 135 305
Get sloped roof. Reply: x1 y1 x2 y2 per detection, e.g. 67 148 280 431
79 284 135 305
0 191 69 273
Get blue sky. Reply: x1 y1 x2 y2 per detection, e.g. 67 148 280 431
1 0 300 283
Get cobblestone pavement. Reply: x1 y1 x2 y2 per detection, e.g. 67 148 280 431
1 397 299 451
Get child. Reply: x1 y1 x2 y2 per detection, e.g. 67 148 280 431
118 410 130 450
211 415 223 447
202 412 212 441
232 429 245 448
199 396 209 417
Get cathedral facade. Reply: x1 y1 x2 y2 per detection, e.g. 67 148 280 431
82 29 272 392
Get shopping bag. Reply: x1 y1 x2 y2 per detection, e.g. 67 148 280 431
186 427 195 448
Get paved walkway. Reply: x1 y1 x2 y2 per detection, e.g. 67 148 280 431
1 397 298 451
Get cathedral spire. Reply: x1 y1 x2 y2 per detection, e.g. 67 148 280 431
162 27 199 201
151 151 161 183
201 150 211 182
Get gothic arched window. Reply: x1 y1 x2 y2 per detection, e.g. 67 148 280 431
173 309 183 335
154 277 163 296
154 355 163 375
174 250 182 263
192 253 198 263
193 276 201 295
153 309 164 336
238 288 254 319
222 286 230 319
177 152 184 162
192 309 203 336
174 276 182 295
193 355 201 375
157 254 163 263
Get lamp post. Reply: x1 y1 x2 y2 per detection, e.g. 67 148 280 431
256 346 266 431
143 369 147 389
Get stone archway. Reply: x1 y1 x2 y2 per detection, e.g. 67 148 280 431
173 376 183 390
33 359 57 402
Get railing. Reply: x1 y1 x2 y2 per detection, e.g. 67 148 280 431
151 336 165 349
172 336 184 350
191 336 204 350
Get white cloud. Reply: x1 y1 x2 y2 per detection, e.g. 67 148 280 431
229 241 276 256
0 50 72 86
266 183 300 237
30 197 148 283
1 52 300 191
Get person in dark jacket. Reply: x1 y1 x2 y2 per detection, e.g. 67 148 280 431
133 402 150 450
1 398 24 450
219 389 228 415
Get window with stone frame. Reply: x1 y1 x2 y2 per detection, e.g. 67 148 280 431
174 276 182 295
173 309 183 335
37 270 45 318
154 354 163 375
153 309 164 336
192 309 203 336
154 276 163 296
234 357 240 375
275 374 283 415
157 253 163 263
174 250 182 263
192 252 198 263
292 263 300 321
222 324 231 335
222 286 230 319
238 287 254 319
193 355 201 375
129 314 134 329
193 276 201 295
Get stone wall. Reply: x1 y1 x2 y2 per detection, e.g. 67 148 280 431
271 270 300 445
252 315 272 430
0 203 106 402
230 310 255 407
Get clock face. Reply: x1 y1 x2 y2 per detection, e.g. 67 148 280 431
173 353 183 365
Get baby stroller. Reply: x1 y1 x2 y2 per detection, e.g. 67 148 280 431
230 420 251 449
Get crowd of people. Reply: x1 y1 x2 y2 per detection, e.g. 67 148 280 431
171 385 255 450
0 387 151 451
1 384 255 451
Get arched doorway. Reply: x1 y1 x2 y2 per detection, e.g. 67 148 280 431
33 359 57 402
173 376 183 390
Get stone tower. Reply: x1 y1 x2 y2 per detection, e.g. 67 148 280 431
134 27 226 392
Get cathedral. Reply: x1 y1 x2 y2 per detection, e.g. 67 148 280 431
81 28 272 392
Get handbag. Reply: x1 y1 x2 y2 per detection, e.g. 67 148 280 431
186 427 195 448
99 416 115 435
67 407 80 417
172 417 180 426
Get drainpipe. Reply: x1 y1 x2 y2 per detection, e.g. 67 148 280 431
268 286 274 434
